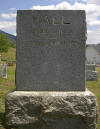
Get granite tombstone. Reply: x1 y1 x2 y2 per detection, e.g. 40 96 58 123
16 10 86 91
5 10 98 129
86 64 98 81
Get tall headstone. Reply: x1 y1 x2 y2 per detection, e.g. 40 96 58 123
16 10 86 91
5 10 98 129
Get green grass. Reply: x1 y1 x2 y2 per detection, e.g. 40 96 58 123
86 67 100 129
0 47 16 129
0 65 15 129
1 47 16 62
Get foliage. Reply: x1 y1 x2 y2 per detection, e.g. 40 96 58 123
0 34 10 53
1 48 16 62
10 42 16 48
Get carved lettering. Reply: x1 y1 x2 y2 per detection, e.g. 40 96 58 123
22 40 76 47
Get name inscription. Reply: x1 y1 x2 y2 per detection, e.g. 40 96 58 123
33 16 71 25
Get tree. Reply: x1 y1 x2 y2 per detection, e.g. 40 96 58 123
0 34 10 52
10 42 16 48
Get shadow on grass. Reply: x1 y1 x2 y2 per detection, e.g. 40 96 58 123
0 112 5 128
0 113 14 129
0 112 9 129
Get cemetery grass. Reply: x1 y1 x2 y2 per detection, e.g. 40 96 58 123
0 53 99 128
0 47 16 129
0 65 15 129
86 67 100 129
1 48 16 62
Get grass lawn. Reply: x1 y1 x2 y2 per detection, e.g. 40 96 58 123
0 48 100 129
0 65 15 129
86 67 100 129
1 47 16 62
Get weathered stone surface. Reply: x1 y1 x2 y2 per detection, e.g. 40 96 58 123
86 64 96 71
16 10 86 91
5 91 98 129
86 70 98 81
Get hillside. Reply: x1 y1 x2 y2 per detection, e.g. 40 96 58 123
0 30 16 43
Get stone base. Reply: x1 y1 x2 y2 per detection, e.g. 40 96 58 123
86 70 98 81
5 90 98 129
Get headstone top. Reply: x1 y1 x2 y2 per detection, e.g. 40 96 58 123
86 64 96 71
16 10 86 91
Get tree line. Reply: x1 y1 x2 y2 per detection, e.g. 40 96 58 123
0 34 16 53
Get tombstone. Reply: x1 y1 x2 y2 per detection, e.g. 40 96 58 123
0 64 7 78
86 64 96 71
0 64 2 77
0 55 1 62
5 10 98 129
16 10 85 91
86 70 98 81
1 64 7 78
86 64 98 81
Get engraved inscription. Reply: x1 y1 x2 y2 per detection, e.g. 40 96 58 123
34 16 72 25
63 29 73 35
53 17 71 25
32 28 73 36
53 17 61 24
32 16 73 37
22 40 77 47
33 16 52 25
63 21 71 25
17 10 86 91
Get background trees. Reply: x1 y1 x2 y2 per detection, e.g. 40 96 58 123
0 34 10 53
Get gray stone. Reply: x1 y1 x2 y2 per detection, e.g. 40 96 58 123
5 10 98 129
86 70 98 81
5 91 98 129
0 54 1 62
86 64 96 71
0 64 7 78
85 64 98 81
16 10 86 91
0 64 2 77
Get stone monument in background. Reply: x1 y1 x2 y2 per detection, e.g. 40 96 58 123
0 54 1 62
86 64 98 81
5 10 98 129
0 64 7 78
